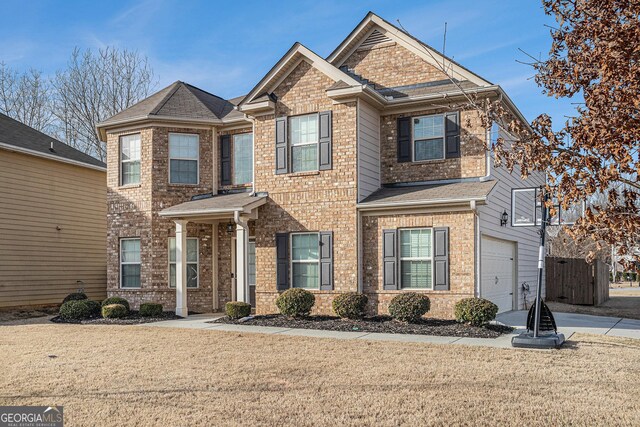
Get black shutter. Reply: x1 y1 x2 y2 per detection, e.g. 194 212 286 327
397 117 411 163
319 231 333 290
434 227 450 290
275 116 288 174
318 111 332 170
383 229 398 290
276 233 289 291
445 111 460 158
220 135 231 186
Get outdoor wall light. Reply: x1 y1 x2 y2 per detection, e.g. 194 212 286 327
500 210 509 227
226 221 235 234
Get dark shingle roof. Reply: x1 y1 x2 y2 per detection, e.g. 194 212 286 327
377 79 479 100
0 113 105 169
359 181 497 207
160 192 267 217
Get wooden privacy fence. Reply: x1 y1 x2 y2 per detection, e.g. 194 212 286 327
546 257 610 306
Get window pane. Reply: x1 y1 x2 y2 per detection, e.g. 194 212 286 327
121 239 140 263
169 134 198 158
415 138 444 161
414 116 443 139
400 229 432 258
187 264 198 288
233 133 253 184
121 161 140 185
292 263 319 289
169 238 176 263
248 241 256 285
187 239 198 263
169 264 176 287
401 261 432 289
292 145 317 172
121 134 140 161
292 234 319 261
170 159 198 184
290 114 318 146
122 264 141 288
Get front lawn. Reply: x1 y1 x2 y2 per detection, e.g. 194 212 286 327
1 324 639 426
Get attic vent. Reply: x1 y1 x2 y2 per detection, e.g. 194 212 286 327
359 29 392 49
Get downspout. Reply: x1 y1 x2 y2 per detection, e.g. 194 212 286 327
471 200 481 298
234 210 249 303
478 123 492 182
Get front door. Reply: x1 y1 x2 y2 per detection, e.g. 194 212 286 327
248 239 256 307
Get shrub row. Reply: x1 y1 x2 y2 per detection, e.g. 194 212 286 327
59 293 164 321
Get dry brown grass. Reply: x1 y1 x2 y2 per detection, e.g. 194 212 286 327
1 324 639 426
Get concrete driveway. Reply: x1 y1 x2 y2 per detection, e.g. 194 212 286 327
497 310 640 340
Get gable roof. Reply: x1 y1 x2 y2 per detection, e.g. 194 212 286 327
0 112 105 170
97 81 248 140
327 12 492 87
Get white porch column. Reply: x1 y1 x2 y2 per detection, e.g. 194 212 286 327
235 215 249 303
175 220 189 317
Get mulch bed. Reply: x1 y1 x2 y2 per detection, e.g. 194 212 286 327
212 315 513 338
51 311 180 325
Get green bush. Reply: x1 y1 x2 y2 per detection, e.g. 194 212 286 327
332 293 368 319
388 293 431 323
101 297 130 312
454 298 498 327
276 288 315 318
84 300 102 317
225 301 252 319
140 302 163 317
102 304 128 319
62 292 87 303
59 300 94 320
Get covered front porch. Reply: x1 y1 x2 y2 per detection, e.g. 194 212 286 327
159 192 266 317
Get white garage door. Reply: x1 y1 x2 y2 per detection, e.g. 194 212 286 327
481 236 516 313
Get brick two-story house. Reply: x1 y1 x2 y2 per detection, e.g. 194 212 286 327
97 12 544 318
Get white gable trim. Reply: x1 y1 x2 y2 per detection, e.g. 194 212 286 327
328 14 491 87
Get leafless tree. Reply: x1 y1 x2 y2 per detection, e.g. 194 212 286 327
53 47 156 161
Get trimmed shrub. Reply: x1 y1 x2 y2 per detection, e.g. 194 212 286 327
225 301 252 319
140 302 163 317
59 300 94 320
388 293 431 323
62 292 87 303
101 297 130 312
454 298 498 327
332 293 368 319
276 288 315 318
102 304 128 319
84 300 102 317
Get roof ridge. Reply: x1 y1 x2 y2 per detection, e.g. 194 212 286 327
182 83 234 117
149 81 183 116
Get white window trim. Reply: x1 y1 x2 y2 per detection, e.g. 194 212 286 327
290 232 320 290
232 132 254 185
168 237 199 289
120 133 141 186
120 237 141 289
168 132 200 185
289 113 319 173
399 228 434 290
411 114 445 162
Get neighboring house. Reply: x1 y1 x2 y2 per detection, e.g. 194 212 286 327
96 12 544 318
0 113 107 307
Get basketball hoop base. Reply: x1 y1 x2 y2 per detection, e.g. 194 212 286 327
512 332 565 349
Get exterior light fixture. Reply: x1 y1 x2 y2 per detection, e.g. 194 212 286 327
500 210 509 227
226 221 235 234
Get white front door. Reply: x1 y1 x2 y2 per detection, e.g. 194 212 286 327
481 236 516 313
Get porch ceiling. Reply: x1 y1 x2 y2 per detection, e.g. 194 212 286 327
159 192 267 220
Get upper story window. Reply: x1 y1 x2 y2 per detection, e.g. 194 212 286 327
399 228 433 289
169 133 199 184
233 133 253 185
290 114 319 172
120 134 141 186
413 114 445 161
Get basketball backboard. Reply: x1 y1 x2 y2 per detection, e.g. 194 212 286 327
511 187 585 227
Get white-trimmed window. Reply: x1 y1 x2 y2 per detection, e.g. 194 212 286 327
120 134 141 185
120 238 141 288
233 133 253 184
169 133 199 184
289 114 318 172
169 237 198 288
399 228 433 289
291 232 319 289
413 114 445 161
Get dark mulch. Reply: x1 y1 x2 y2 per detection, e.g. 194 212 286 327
51 311 180 325
212 315 513 338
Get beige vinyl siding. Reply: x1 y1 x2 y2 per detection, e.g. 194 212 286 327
0 149 107 307
357 100 381 201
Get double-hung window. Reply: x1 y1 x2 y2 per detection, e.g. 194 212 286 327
399 228 433 289
289 114 318 172
291 233 320 289
169 133 199 184
120 238 141 288
120 134 141 185
413 114 445 161
233 133 253 184
169 237 198 288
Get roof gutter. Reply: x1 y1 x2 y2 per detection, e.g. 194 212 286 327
356 196 488 212
0 142 106 172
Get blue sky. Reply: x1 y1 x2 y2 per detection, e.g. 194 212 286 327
0 0 575 126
